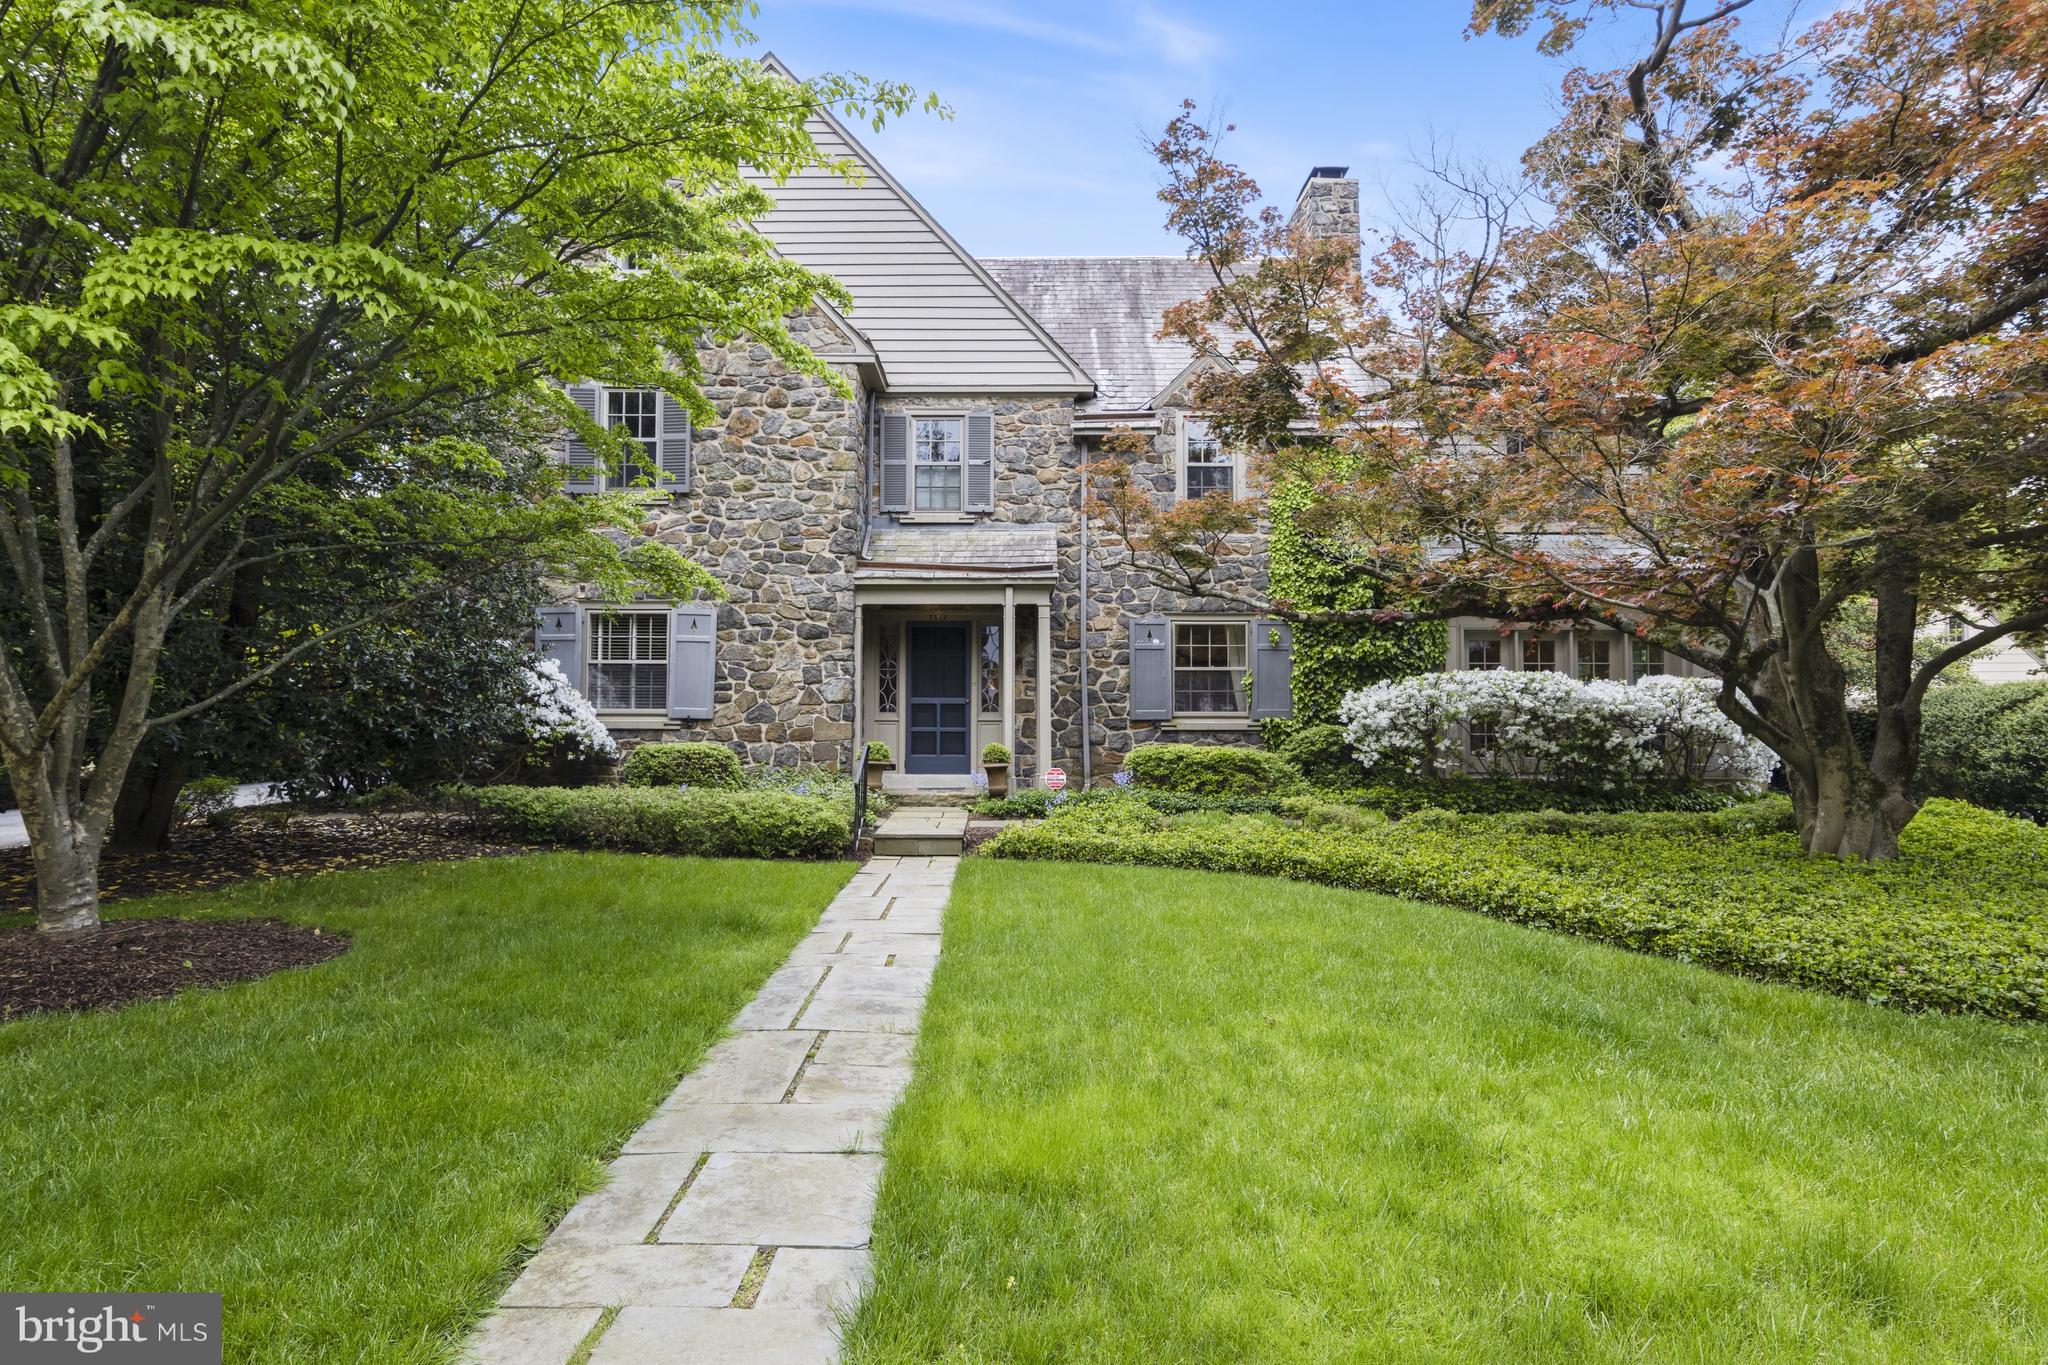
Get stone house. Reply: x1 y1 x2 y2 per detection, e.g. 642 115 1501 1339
534 58 1707 789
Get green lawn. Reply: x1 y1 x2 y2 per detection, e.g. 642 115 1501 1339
0 854 850 1363
847 860 2048 1363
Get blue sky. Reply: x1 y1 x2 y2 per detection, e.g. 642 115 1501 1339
742 1 1808 257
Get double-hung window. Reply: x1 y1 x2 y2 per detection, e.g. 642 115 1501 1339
1172 621 1247 714
913 417 963 511
1182 419 1235 500
588 611 669 711
607 389 658 489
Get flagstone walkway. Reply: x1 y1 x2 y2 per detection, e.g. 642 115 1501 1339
463 855 958 1365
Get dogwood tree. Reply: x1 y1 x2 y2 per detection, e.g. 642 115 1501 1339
0 0 927 932
1092 0 2046 859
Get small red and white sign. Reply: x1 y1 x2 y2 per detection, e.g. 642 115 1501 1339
1043 766 1067 791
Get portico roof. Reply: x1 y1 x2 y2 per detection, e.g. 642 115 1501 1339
856 524 1058 581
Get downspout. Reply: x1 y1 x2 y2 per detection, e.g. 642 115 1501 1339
1077 444 1094 788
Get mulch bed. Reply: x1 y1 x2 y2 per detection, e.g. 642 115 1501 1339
0 812 522 916
0 916 351 1020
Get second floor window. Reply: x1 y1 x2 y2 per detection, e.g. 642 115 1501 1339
589 611 668 711
607 389 658 488
914 417 963 511
1183 419 1234 499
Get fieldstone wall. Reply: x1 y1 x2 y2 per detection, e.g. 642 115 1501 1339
565 312 868 766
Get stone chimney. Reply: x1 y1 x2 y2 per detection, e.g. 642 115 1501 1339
1288 165 1359 269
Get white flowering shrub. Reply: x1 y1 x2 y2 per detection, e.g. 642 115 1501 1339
517 657 618 763
1337 670 1774 791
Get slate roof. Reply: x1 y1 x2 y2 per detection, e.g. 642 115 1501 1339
858 525 1058 579
978 257 1217 413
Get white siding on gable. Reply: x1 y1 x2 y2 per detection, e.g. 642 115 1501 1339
745 93 1094 395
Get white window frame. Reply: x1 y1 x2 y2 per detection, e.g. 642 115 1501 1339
910 413 966 513
1170 617 1250 718
587 608 670 713
603 388 660 492
1178 417 1236 502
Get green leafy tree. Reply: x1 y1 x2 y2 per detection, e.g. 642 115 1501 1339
0 0 927 932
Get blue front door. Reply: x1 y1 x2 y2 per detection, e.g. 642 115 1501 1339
905 623 972 774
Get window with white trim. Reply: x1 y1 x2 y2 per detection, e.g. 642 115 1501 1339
913 416 963 511
588 610 668 711
606 389 658 488
1172 620 1247 714
1182 418 1235 500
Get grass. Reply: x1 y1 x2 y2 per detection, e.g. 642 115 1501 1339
846 860 2048 1363
0 853 850 1363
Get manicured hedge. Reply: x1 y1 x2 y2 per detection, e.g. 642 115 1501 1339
983 796 2048 1020
618 741 744 790
455 785 848 859
1122 743 1302 797
1332 776 1741 817
969 786 1296 820
1918 682 2048 820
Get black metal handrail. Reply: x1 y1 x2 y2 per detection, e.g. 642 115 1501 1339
849 745 868 858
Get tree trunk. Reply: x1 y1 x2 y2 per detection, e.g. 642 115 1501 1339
17 793 106 936
111 752 192 853
1790 742 1918 860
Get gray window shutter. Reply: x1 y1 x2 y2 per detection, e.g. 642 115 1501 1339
657 390 691 491
561 383 603 493
964 408 995 512
534 606 585 692
1129 615 1171 721
667 605 716 721
1249 620 1294 719
879 411 911 512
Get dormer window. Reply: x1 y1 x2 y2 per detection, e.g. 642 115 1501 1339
914 417 964 511
1182 418 1234 500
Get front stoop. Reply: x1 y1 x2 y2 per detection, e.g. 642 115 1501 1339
870 809 966 858
463 856 959 1365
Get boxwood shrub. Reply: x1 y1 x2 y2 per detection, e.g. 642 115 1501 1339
455 785 847 859
983 796 2048 1020
617 741 744 790
1122 743 1302 797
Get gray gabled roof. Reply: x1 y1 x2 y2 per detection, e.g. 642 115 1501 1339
978 257 1217 413
750 57 1096 397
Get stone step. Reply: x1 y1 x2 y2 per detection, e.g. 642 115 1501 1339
870 809 967 857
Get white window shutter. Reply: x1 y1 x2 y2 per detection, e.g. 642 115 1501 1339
534 606 585 692
657 390 691 491
667 605 717 721
879 411 911 512
561 383 603 494
964 409 995 512
1249 620 1294 719
1129 616 1171 721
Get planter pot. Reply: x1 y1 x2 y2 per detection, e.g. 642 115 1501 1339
983 764 1010 797
865 761 894 791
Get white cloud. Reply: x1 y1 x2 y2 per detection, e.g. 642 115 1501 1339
1129 3 1221 66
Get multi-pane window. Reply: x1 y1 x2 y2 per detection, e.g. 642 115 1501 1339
588 611 668 711
1173 621 1247 714
1578 637 1614 681
913 417 963 511
1522 637 1560 672
1632 641 1666 677
1466 637 1503 670
1183 419 1234 499
607 389 658 488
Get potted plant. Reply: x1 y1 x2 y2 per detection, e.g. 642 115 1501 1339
981 742 1013 797
863 741 894 790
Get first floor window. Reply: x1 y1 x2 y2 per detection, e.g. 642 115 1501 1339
1468 719 1497 753
1632 641 1666 677
589 611 668 710
1182 418 1235 499
914 416 963 511
1466 636 1503 670
1578 637 1614 680
607 388 658 487
1173 620 1247 714
1522 637 1560 672
877 627 899 714
980 623 1002 714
